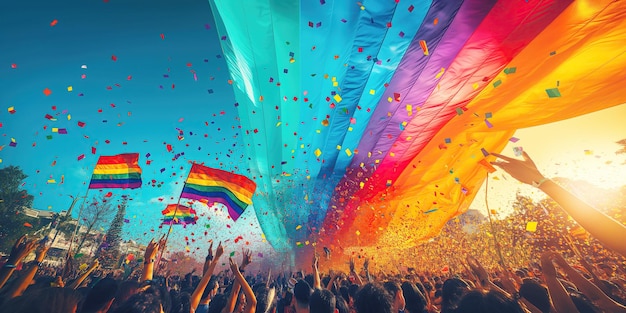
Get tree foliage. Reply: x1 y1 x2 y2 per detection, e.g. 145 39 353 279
97 199 127 268
75 195 115 254
0 166 44 253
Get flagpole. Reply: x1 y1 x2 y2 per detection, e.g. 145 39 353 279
156 161 195 274
69 188 90 252
483 173 507 270
66 183 90 270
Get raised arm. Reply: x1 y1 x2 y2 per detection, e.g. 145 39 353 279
229 257 257 313
223 249 252 313
363 257 372 283
141 238 159 282
7 241 50 298
492 151 626 256
349 257 363 285
326 270 338 291
551 253 626 313
540 252 579 313
191 242 224 312
312 253 321 289
0 236 37 289
68 259 99 289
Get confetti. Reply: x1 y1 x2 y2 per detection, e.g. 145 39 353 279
545 88 561 98
419 40 429 56
478 159 496 173
503 67 517 74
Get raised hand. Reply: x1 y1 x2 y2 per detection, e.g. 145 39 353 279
240 249 252 270
144 239 159 261
363 257 370 271
157 234 167 251
313 253 319 269
349 256 355 273
229 257 241 276
206 241 214 261
540 252 558 278
215 242 224 259
8 235 38 265
467 256 490 287
490 151 546 186
34 241 51 263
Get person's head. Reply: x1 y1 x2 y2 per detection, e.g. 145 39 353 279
110 281 141 312
81 277 118 313
455 289 525 313
293 279 312 309
598 263 615 278
569 291 602 313
440 278 470 313
354 283 393 313
304 275 315 290
0 287 81 313
202 276 220 300
207 293 228 313
347 284 360 305
110 286 165 313
335 294 349 313
422 281 433 293
338 286 349 304
515 269 528 279
235 290 247 313
278 291 293 313
256 286 276 313
519 278 550 313
309 289 336 313
383 281 405 313
401 281 427 313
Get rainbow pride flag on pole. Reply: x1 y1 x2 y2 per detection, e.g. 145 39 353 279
88 153 142 189
161 204 197 226
181 164 256 221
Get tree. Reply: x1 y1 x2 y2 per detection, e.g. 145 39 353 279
97 198 127 268
0 166 44 253
74 196 115 254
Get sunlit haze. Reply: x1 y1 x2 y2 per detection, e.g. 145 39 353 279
470 103 626 216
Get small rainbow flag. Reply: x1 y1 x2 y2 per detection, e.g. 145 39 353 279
181 164 256 221
89 153 142 189
161 204 197 226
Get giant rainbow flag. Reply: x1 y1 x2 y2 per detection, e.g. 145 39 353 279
208 0 626 254
88 153 142 189
180 164 257 221
161 204 197 226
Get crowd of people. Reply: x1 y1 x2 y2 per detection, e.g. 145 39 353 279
1 151 625 313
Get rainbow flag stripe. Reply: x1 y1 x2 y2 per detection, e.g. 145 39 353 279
88 153 142 189
161 204 197 225
181 164 256 221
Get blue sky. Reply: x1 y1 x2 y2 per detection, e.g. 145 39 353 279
3 0 626 266
1 0 275 259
